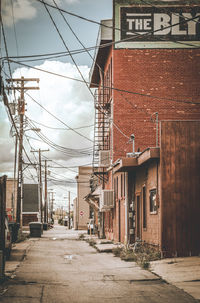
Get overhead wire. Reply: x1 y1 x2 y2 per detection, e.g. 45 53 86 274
42 0 93 99
6 59 200 105
25 91 94 142
0 21 35 167
26 117 93 156
27 118 93 130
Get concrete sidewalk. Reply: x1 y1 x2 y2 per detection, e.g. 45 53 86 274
85 234 200 301
150 256 200 301
5 238 33 279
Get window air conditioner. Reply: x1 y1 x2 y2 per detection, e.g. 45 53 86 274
100 190 114 212
99 150 110 167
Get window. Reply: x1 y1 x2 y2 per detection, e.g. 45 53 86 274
143 186 147 228
149 189 157 213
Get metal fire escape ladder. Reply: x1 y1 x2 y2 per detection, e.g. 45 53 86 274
93 89 110 171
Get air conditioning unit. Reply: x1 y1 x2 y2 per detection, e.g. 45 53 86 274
99 150 110 167
99 190 114 212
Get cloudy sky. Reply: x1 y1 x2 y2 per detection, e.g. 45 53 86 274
0 0 112 209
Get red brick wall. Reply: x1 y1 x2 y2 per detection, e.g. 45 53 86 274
104 47 200 244
134 161 161 247
112 48 200 161
111 172 126 243
23 214 38 226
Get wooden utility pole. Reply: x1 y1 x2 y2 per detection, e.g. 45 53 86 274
0 176 6 280
44 160 51 223
68 191 71 229
6 77 39 225
44 160 47 223
31 149 49 223
49 191 54 223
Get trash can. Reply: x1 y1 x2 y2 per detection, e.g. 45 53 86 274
29 222 42 237
43 223 48 231
8 222 20 243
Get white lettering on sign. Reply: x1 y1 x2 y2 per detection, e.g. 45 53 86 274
125 11 200 38
154 14 171 35
126 13 152 34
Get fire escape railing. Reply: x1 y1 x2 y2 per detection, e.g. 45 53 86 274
92 88 111 170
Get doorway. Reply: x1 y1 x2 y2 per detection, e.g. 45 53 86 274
136 194 141 239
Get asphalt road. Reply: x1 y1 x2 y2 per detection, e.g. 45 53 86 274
0 224 198 303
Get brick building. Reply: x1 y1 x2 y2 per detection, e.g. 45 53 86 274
22 184 39 226
88 0 200 247
75 167 93 230
113 121 200 257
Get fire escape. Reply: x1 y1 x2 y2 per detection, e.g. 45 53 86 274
93 84 111 185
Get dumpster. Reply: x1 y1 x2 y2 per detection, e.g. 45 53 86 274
29 222 42 237
43 223 48 231
8 222 20 243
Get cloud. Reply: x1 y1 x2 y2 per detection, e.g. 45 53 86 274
2 0 37 27
2 0 79 27
2 60 94 198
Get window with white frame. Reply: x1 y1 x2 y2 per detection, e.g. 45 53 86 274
149 189 157 213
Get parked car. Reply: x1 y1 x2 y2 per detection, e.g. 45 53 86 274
5 215 12 259
87 219 94 235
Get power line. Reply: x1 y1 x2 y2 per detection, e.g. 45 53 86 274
7 59 200 105
28 118 93 130
24 91 93 143
42 0 93 99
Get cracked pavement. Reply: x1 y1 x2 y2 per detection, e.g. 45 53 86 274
0 224 198 303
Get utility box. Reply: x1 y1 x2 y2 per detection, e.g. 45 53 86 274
29 222 42 237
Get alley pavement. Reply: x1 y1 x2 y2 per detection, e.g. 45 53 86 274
0 224 199 303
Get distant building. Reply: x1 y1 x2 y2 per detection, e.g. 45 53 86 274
75 167 93 230
22 184 39 226
73 197 78 229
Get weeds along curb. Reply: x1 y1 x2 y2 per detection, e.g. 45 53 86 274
112 244 161 270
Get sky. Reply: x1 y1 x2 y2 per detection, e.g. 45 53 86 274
0 0 112 210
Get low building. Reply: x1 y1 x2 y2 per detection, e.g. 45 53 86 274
112 121 200 257
73 197 78 229
22 184 39 226
75 167 93 230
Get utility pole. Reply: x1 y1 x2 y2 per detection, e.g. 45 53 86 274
48 190 54 223
6 77 39 225
44 160 47 223
31 149 49 223
68 191 71 229
44 160 51 223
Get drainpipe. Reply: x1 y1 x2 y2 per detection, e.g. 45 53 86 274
125 172 129 246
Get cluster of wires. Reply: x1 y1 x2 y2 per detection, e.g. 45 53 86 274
26 117 93 157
